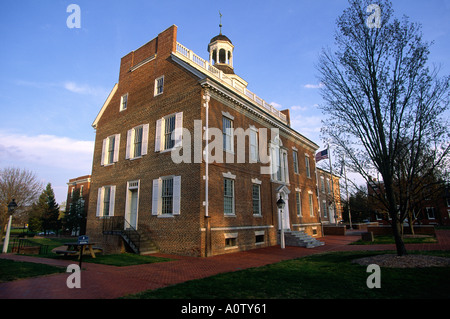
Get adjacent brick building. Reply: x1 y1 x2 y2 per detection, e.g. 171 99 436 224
86 25 323 256
317 168 342 225
66 175 91 234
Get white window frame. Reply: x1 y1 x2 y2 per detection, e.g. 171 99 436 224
252 184 262 216
270 139 289 183
155 112 183 152
222 116 234 153
154 75 164 96
425 207 436 219
293 150 299 174
120 93 128 111
223 178 235 216
296 191 302 217
305 155 311 178
126 124 149 160
322 200 328 218
308 192 314 217
249 127 258 163
101 134 120 166
96 185 116 217
152 176 181 216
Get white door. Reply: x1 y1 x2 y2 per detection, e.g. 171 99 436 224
278 192 290 230
129 189 138 229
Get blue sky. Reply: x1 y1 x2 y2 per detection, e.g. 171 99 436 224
1 0 449 203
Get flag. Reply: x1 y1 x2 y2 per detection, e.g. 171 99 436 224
315 149 328 162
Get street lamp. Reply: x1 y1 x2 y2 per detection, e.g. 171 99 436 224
276 195 285 249
2 199 17 253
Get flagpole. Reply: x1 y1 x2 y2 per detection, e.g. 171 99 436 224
343 155 352 229
328 145 337 225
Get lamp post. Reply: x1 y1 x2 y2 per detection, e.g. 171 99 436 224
2 199 17 253
276 195 285 249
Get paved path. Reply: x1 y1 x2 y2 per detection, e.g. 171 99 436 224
1 230 449 299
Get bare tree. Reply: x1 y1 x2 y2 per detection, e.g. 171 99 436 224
0 167 42 238
317 0 450 255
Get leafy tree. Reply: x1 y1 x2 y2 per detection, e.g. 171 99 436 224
0 167 42 238
317 0 450 255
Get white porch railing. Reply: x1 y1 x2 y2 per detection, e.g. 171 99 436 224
175 42 287 124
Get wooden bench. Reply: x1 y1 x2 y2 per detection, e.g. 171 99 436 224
54 250 79 257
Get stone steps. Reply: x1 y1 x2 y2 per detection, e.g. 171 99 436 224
280 231 325 248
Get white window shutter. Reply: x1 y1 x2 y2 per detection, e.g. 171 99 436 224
101 138 107 166
173 176 181 215
96 187 103 216
142 124 149 155
109 185 116 216
155 119 162 152
174 112 183 148
152 179 159 215
126 129 132 159
113 134 120 163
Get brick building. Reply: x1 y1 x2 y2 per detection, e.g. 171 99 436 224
66 175 91 234
86 25 323 257
316 168 342 225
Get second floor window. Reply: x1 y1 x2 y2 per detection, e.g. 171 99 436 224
126 124 149 159
101 134 120 165
223 117 233 152
120 93 128 111
154 76 164 96
305 155 311 178
155 112 183 152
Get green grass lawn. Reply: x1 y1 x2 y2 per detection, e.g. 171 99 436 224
124 250 450 299
0 259 65 283
351 235 438 245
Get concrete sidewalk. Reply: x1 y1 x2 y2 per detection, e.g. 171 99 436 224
1 230 449 299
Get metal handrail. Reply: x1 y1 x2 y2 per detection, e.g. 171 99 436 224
102 216 140 253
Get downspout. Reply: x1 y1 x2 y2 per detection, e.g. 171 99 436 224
203 91 211 256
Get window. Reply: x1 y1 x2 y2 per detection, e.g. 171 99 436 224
164 114 176 150
255 231 265 244
152 176 181 216
161 178 173 215
296 192 302 216
155 112 183 152
120 93 128 111
101 134 120 165
225 233 237 248
322 200 328 218
96 185 116 217
252 184 261 216
327 179 331 194
293 150 299 174
250 128 258 163
133 126 143 158
154 76 164 96
309 193 314 217
224 178 235 215
270 139 289 183
126 124 149 159
425 207 436 219
223 117 233 152
321 176 325 193
305 155 311 178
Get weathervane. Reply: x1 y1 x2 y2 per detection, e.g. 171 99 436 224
219 11 223 34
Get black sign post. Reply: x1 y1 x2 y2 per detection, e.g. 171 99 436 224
77 235 89 269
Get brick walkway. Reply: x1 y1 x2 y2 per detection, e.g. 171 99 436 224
1 230 449 299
